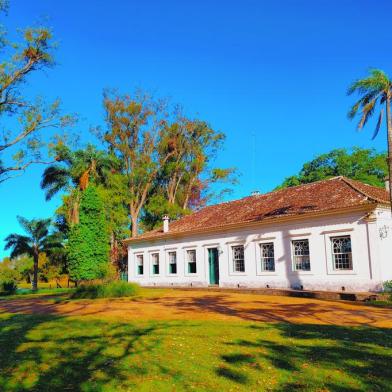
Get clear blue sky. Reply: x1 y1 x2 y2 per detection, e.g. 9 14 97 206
1 0 391 258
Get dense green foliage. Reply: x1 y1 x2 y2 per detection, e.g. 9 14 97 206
12 256 33 283
41 144 129 268
71 281 140 299
278 147 387 189
101 91 236 236
141 116 237 230
67 186 110 281
40 92 235 272
384 280 392 292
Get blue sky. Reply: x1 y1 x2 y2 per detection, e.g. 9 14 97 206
1 0 391 258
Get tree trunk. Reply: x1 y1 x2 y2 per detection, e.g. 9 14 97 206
131 214 138 238
386 94 392 214
32 251 39 291
182 176 196 210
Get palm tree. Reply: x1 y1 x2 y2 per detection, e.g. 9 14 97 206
4 217 63 291
347 68 392 210
41 144 118 224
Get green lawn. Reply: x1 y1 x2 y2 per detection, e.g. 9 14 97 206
0 312 391 391
0 288 73 301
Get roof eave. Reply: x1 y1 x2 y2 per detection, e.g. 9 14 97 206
124 203 379 246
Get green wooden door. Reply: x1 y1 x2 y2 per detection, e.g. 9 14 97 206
208 248 219 285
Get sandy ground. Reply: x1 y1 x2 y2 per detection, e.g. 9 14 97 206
1 289 391 327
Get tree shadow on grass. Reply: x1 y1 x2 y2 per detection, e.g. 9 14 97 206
0 313 177 391
156 293 392 326
217 322 392 391
216 365 249 385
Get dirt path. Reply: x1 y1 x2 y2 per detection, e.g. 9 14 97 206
1 289 391 327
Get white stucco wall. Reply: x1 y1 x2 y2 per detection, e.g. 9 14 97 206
376 207 392 283
128 208 392 292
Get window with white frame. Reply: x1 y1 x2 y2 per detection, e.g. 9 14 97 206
232 245 245 272
260 243 275 271
331 236 353 270
168 251 177 274
187 249 197 274
136 254 144 275
151 253 159 275
292 239 311 271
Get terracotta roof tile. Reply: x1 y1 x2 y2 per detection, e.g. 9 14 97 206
127 177 389 242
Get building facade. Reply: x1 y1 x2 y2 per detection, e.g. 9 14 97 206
126 177 392 292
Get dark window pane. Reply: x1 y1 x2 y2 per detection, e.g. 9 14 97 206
170 263 177 274
188 262 197 274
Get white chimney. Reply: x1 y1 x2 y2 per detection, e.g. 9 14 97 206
163 215 169 233
385 177 390 192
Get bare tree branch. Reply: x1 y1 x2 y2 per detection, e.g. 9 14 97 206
0 158 56 183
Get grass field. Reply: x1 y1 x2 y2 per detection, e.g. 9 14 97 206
0 290 391 391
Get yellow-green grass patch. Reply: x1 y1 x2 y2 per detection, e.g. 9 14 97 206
0 312 391 391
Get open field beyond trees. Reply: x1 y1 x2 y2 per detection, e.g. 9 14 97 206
1 288 391 392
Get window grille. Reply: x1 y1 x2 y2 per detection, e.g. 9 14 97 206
136 254 144 275
169 251 177 274
232 245 245 272
187 249 197 274
152 253 159 275
292 240 311 271
331 236 353 270
260 243 275 271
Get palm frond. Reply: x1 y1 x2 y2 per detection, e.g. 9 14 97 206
347 69 390 96
4 233 32 258
348 91 381 117
372 108 384 140
4 234 30 249
347 101 361 119
33 218 51 242
16 216 34 235
41 231 65 254
4 217 58 260
357 100 376 130
41 165 70 200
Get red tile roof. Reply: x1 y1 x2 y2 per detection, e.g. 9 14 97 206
126 177 390 242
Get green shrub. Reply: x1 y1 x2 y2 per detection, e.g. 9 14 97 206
0 267 19 295
0 279 17 295
383 281 392 301
71 281 140 299
383 281 392 292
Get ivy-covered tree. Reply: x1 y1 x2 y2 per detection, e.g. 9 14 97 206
42 143 128 271
277 147 387 189
67 185 110 282
96 173 129 270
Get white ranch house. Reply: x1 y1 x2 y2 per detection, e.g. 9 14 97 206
126 177 392 292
